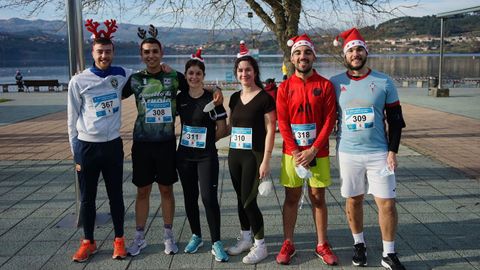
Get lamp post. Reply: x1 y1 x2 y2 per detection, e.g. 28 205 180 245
247 11 255 48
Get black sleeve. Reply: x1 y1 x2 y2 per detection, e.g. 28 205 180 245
386 105 406 153
176 91 184 116
213 104 227 120
177 71 188 93
122 77 133 99
229 91 239 111
263 91 276 114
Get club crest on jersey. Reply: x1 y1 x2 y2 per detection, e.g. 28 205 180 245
163 78 172 87
111 78 118 88
370 82 375 92
142 78 147 85
341 85 347 92
313 88 321 96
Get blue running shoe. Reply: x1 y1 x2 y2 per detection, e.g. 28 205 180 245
184 234 203 253
211 241 229 262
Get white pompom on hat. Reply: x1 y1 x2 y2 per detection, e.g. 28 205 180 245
287 34 316 56
333 27 368 54
237 40 250 58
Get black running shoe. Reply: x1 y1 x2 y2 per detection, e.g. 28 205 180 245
352 243 367 266
381 253 406 270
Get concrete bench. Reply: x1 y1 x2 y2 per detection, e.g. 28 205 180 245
23 80 60 92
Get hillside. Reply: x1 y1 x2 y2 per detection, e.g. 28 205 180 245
0 14 478 67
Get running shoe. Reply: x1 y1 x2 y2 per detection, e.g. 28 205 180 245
242 244 268 264
211 241 229 262
276 239 296 265
127 235 147 256
315 242 338 265
184 234 203 254
164 233 179 255
352 243 367 266
72 239 97 262
112 236 127 259
227 237 253 255
381 253 406 270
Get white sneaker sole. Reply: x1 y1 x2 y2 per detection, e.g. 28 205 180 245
184 241 204 254
227 244 253 256
211 249 229 262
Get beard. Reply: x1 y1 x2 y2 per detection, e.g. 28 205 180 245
295 60 313 74
346 57 367 71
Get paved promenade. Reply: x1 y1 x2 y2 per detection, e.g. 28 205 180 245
0 89 479 269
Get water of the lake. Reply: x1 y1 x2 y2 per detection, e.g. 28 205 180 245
0 54 479 84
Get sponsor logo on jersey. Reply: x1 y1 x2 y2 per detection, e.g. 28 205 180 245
111 78 118 88
163 78 172 88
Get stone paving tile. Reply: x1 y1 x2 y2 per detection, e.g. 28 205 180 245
1 92 480 269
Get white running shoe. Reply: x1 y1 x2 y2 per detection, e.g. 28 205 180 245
164 235 179 255
127 236 147 256
242 244 268 264
227 237 253 256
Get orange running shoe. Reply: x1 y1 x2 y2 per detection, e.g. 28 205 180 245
72 239 97 262
315 242 338 265
113 236 127 259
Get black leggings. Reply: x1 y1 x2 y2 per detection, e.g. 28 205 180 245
177 157 221 243
76 138 125 241
228 149 264 239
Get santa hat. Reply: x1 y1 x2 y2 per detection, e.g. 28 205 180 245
287 34 316 56
237 40 250 58
333 27 368 54
191 47 204 62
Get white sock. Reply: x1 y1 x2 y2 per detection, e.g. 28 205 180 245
135 229 145 240
164 228 174 239
240 230 251 241
353 232 365 245
382 240 395 257
254 238 265 247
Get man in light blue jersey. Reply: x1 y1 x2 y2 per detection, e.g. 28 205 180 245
330 28 406 270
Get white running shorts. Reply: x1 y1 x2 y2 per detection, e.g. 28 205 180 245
338 151 396 199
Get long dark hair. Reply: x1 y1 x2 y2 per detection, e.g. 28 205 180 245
234 55 264 90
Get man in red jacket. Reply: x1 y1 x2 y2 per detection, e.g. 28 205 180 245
275 34 338 266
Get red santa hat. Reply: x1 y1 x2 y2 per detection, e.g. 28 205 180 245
191 47 204 62
333 27 368 54
237 40 250 58
287 34 316 56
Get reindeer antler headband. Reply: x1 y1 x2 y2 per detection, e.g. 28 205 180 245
137 24 158 40
85 19 118 40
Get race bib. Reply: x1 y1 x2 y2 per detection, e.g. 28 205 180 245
345 107 375 131
291 123 316 146
145 101 173 123
180 125 207 148
93 92 120 117
230 127 253 150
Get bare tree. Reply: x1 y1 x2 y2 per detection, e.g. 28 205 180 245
0 0 416 74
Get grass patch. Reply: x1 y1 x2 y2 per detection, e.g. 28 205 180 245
0 98 12 103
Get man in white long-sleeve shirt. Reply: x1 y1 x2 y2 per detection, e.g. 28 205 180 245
67 19 132 263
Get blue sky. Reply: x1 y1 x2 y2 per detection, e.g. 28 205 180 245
0 0 478 29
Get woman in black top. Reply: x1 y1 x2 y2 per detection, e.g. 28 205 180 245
226 55 276 264
176 54 229 262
